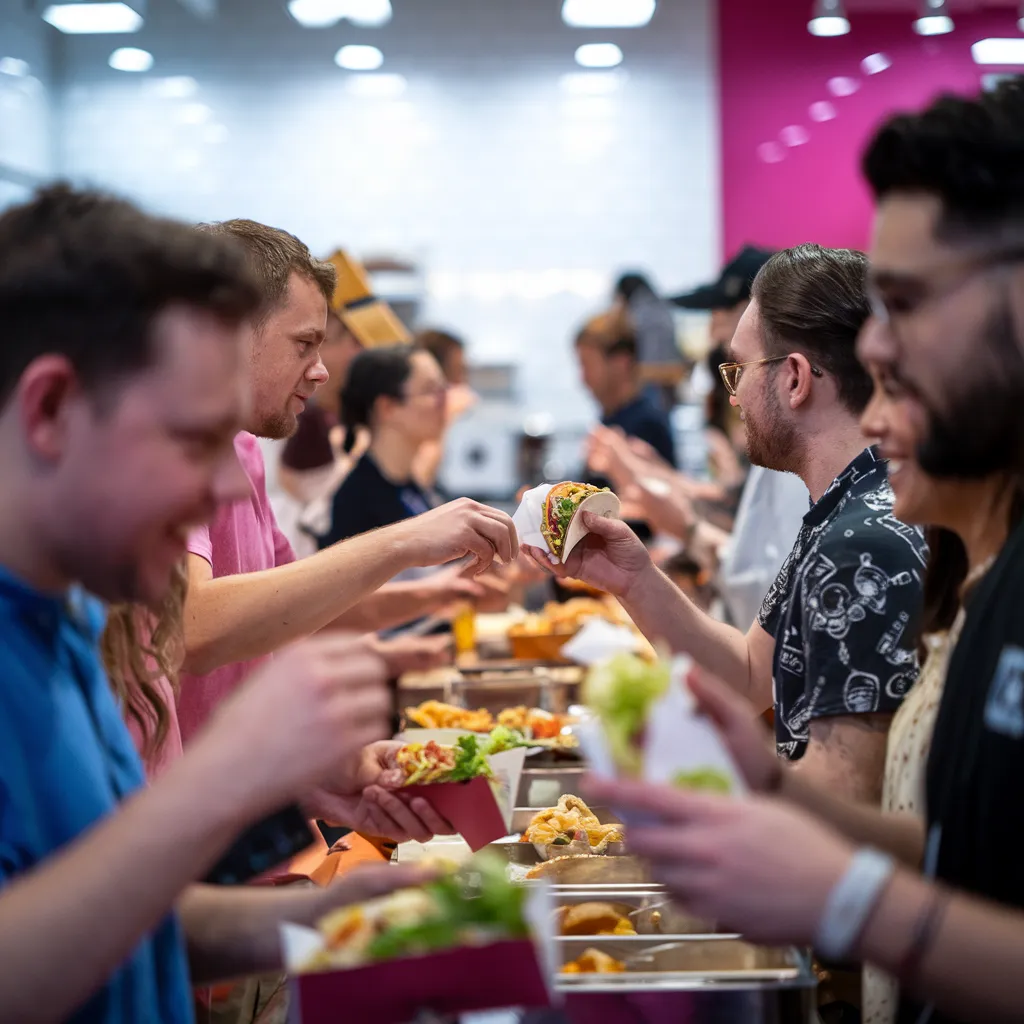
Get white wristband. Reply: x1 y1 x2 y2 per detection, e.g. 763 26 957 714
814 847 895 961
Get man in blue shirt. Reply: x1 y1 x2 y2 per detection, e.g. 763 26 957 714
0 186 431 1022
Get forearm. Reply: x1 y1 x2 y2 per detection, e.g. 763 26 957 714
622 564 754 698
180 883 327 983
858 871 1024 1022
781 770 924 866
184 531 415 673
329 580 447 634
0 744 255 1023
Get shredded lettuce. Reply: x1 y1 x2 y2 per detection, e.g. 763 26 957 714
448 735 493 782
583 653 670 775
481 724 529 755
672 767 732 794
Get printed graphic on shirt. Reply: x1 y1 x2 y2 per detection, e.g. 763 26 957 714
758 448 927 761
984 645 1024 740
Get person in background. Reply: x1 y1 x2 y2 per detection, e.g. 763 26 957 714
613 271 684 411
412 327 478 490
576 311 677 473
529 244 927 801
102 562 189 780
0 184 424 1024
320 344 448 545
583 79 1024 1024
661 550 715 614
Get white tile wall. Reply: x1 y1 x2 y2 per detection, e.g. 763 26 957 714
0 3 56 187
28 0 720 426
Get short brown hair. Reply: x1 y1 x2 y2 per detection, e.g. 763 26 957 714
574 310 638 361
416 328 463 372
202 219 336 323
0 185 260 410
752 244 872 414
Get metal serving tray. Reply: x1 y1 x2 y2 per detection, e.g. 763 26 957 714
555 936 813 988
552 888 718 938
517 767 589 807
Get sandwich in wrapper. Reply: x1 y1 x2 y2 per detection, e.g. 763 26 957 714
540 482 621 563
395 736 493 786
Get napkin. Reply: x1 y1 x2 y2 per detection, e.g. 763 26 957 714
512 483 557 563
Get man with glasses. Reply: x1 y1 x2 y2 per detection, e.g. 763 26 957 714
530 244 926 799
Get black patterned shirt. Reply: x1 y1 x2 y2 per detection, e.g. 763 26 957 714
758 447 927 760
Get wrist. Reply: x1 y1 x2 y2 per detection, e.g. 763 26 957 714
814 847 894 961
621 556 660 606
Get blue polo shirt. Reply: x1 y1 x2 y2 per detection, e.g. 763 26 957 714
0 566 193 1024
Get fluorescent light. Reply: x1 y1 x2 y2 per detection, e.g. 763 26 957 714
42 3 143 33
561 0 655 29
560 70 627 95
345 0 392 27
335 44 384 71
152 75 197 97
575 43 623 68
0 57 30 77
287 0 392 28
108 46 152 71
287 0 346 28
345 73 406 98
808 16 849 36
972 38 1024 65
914 15 952 34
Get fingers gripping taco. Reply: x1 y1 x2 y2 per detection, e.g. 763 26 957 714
541 482 621 562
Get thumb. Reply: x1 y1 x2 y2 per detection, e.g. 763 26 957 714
580 510 628 538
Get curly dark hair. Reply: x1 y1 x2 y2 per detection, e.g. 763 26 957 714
862 75 1024 242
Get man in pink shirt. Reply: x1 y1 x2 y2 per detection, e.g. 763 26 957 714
179 219 517 839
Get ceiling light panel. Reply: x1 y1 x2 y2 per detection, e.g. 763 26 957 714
972 38 1024 65
808 0 849 37
335 44 384 70
42 2 144 33
562 0 655 29
108 45 152 71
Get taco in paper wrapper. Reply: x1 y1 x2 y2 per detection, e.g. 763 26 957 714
540 482 620 563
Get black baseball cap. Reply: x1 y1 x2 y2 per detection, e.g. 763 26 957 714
670 245 775 310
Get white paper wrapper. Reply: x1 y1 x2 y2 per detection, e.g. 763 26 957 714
576 655 746 823
560 617 642 666
512 483 557 563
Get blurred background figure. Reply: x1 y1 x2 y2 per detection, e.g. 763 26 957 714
612 271 684 413
320 344 448 546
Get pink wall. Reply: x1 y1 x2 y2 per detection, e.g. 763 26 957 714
718 0 1020 256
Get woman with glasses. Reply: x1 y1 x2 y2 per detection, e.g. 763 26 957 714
317 344 450 547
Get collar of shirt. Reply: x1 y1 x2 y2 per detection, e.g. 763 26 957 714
802 446 884 529
0 564 106 644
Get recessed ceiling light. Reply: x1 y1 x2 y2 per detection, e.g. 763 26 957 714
560 70 627 95
345 72 406 97
861 52 891 74
287 0 347 28
42 3 144 34
0 57 31 77
345 0 392 27
914 0 953 35
108 46 152 71
561 0 655 29
807 0 849 36
971 38 1024 65
335 44 384 71
575 43 623 68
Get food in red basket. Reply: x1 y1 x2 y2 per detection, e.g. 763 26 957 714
561 948 627 973
306 854 530 970
396 736 493 785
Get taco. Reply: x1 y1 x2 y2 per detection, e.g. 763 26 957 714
540 482 621 562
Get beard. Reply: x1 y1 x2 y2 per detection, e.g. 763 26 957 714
743 387 805 475
915 303 1024 478
256 410 298 441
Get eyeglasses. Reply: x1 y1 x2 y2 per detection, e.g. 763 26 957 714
718 356 823 397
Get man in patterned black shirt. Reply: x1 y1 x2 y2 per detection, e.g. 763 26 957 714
527 244 926 801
